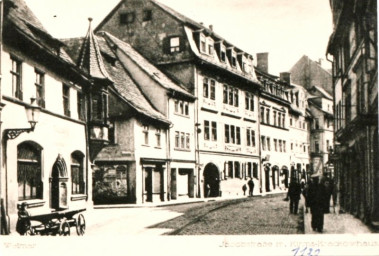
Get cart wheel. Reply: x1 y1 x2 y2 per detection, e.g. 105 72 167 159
59 221 70 236
25 226 36 236
76 214 86 236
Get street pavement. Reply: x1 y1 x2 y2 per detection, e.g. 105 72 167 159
303 206 373 234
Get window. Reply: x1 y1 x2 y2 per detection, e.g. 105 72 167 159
71 152 85 195
223 85 238 106
279 140 282 152
156 129 161 147
174 100 189 116
246 129 256 147
278 112 281 127
274 139 278 151
17 142 42 200
283 141 286 152
203 78 216 100
266 109 270 125
120 12 135 24
186 133 190 149
220 45 226 62
233 88 239 107
326 140 330 152
11 57 22 100
200 35 206 53
282 114 285 128
210 80 216 100
291 143 293 151
170 37 180 53
204 120 210 140
224 124 240 145
77 91 84 121
63 84 70 117
208 44 214 55
231 52 237 67
35 70 45 107
180 132 185 148
175 131 180 148
290 118 293 126
108 122 115 144
315 141 320 153
273 111 277 126
223 85 228 104
261 136 266 150
143 125 149 145
267 137 271 151
142 10 152 21
211 121 217 141
260 107 265 123
245 92 254 111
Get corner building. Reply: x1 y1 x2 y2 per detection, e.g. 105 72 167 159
96 0 262 197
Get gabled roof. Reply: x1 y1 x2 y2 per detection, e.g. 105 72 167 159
101 32 194 99
77 18 112 81
4 0 75 65
63 34 170 125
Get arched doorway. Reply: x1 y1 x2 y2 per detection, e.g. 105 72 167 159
281 166 289 188
51 154 68 210
272 165 279 190
203 163 220 197
264 165 270 192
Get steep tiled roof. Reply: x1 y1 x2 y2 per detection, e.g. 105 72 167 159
310 85 333 100
101 32 194 98
4 0 75 65
77 18 111 81
63 35 170 125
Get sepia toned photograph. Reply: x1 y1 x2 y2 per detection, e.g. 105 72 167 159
0 0 378 255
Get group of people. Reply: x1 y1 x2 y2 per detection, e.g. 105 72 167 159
287 173 335 233
242 178 255 197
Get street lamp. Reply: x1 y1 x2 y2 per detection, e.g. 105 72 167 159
4 98 41 140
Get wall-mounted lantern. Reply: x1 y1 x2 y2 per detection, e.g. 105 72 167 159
4 98 41 140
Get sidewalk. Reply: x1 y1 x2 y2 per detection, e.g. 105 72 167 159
303 205 373 234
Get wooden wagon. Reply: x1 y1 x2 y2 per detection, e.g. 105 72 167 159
16 203 86 236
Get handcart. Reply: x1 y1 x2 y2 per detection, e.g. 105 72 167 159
16 203 86 236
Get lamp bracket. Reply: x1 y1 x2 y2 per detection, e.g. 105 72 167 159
4 128 34 140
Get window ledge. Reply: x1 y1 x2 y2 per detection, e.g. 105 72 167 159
174 148 191 152
17 199 46 208
71 195 87 201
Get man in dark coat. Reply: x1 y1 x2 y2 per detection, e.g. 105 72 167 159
288 178 302 214
248 178 255 196
307 173 328 232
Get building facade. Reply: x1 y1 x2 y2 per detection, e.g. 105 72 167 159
95 0 262 197
327 0 378 227
0 0 95 234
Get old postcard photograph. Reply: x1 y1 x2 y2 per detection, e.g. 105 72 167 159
0 0 378 255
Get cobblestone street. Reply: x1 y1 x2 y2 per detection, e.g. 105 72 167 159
152 193 304 235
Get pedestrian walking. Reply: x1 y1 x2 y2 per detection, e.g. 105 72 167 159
248 178 255 196
242 184 247 196
302 180 312 213
288 178 302 214
307 173 328 233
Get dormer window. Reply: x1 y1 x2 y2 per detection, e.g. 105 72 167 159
220 45 226 62
207 38 214 55
231 51 237 68
169 37 180 53
200 34 206 53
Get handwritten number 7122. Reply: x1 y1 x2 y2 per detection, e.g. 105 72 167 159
292 247 321 256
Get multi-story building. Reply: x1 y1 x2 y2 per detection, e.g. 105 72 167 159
0 0 97 234
287 83 312 183
96 0 262 197
307 86 334 177
327 0 378 227
64 20 196 204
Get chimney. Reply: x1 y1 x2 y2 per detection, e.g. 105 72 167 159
280 72 291 84
200 22 204 26
209 24 213 31
256 52 269 73
317 58 323 66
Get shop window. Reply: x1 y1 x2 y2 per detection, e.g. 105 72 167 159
71 151 85 195
17 142 42 200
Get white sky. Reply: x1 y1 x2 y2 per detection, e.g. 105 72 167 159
24 0 333 75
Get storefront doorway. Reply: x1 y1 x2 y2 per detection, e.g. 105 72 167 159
203 163 219 197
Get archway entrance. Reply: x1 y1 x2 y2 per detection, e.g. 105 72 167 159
51 155 68 210
203 163 220 197
281 166 289 188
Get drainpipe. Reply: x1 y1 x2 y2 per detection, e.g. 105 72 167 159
166 95 172 201
194 66 201 198
257 88 265 196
